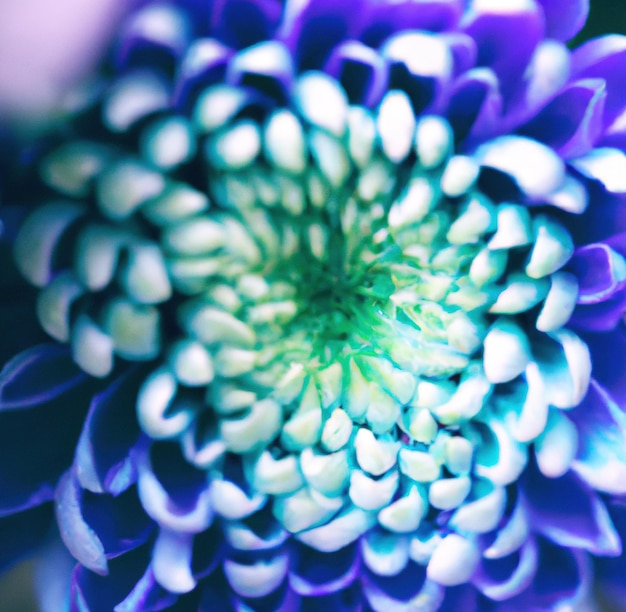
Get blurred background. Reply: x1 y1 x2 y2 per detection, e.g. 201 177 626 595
0 0 626 610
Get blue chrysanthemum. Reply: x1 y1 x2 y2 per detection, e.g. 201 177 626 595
4 0 626 609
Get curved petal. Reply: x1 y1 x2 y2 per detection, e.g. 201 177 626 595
324 41 388 108
0 355 96 516
445 67 502 146
537 0 589 42
472 539 537 601
518 79 606 158
289 541 360 596
136 441 213 533
70 541 176 612
572 35 626 127
74 368 144 496
56 472 154 575
0 344 86 411
462 0 544 99
116 4 192 71
521 458 621 556
569 379 626 495
362 561 440 610
211 0 283 51
498 538 589 611
280 0 365 71
359 0 464 47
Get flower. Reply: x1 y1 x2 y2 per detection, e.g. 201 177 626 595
3 0 626 609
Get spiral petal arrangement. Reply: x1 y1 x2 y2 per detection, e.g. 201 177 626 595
4 0 626 609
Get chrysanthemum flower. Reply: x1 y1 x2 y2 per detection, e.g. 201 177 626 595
3 0 626 609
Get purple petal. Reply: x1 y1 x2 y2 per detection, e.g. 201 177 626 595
75 369 144 496
0 344 86 411
136 441 213 533
462 2 544 99
497 538 588 611
359 0 464 47
579 325 626 407
568 380 626 495
324 41 388 108
472 539 537 601
300 582 363 612
570 293 626 331
572 35 626 127
280 0 365 71
56 471 154 574
569 242 626 304
537 0 589 42
438 584 483 611
70 542 172 612
362 561 433 608
595 501 626 606
114 566 178 612
503 40 571 131
116 4 191 71
0 503 52 574
211 0 283 51
521 458 621 556
289 541 359 596
518 79 606 158
191 521 223 580
445 67 502 146
173 38 232 110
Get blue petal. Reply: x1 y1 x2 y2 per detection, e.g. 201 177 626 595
537 0 589 42
136 441 213 533
281 0 365 72
116 4 192 71
0 351 96 515
75 369 144 495
462 1 544 98
211 0 283 51
359 0 464 47
70 541 177 612
519 79 606 158
521 458 621 556
56 472 154 575
568 380 626 495
472 539 537 601
324 41 388 108
0 344 86 411
289 541 359 596
497 538 588 611
572 35 626 127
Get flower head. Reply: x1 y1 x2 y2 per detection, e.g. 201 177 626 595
4 0 626 609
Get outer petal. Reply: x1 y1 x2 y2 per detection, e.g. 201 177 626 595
359 0 464 47
289 541 360 596
462 0 544 98
497 539 589 611
280 0 365 71
74 368 144 496
568 380 626 495
521 458 621 556
537 0 589 42
0 349 96 515
518 79 606 158
70 542 179 612
572 35 626 127
56 472 154 575
211 0 284 50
